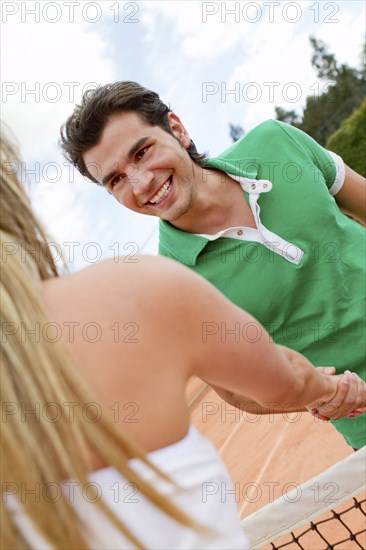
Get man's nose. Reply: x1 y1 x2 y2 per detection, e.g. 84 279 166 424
129 168 154 197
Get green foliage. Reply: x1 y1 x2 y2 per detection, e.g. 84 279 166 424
326 102 366 177
309 36 338 79
275 107 301 125
275 37 366 145
229 123 245 142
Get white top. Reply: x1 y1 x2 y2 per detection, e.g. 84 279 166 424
8 426 249 549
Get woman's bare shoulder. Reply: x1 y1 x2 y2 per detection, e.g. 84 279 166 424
41 254 210 324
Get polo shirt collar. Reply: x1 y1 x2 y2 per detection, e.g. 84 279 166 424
204 155 259 181
159 154 261 266
159 220 209 266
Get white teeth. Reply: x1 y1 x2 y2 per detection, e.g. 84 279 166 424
149 179 171 204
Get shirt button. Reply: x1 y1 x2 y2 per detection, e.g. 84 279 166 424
237 229 244 236
263 183 268 189
251 183 256 190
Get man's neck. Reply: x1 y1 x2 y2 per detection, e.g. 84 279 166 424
172 168 255 234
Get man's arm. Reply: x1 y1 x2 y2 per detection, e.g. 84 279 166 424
335 164 366 224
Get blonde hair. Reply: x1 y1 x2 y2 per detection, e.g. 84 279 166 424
0 130 207 549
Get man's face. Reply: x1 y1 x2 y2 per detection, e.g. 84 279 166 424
83 111 199 225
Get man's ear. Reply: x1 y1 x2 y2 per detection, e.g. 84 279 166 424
167 112 191 149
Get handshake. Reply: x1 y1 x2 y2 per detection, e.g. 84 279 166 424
308 367 366 421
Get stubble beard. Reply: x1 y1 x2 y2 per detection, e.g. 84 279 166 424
163 172 197 227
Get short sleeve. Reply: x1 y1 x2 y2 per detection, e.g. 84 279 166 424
326 151 346 195
275 121 346 195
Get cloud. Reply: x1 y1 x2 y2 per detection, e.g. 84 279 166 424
137 0 364 155
1 8 115 160
141 0 246 58
2 0 363 269
1 3 160 270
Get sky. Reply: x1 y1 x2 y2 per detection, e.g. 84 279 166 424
1 0 365 271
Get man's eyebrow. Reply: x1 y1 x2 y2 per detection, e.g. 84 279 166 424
101 137 149 187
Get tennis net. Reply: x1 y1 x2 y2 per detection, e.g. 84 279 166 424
241 446 366 549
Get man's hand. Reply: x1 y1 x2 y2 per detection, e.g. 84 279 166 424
308 369 366 421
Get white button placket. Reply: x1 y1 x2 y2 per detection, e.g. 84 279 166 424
233 176 304 265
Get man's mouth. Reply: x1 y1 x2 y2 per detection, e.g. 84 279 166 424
148 177 172 205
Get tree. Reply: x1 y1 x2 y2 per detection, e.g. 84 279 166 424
275 37 366 145
309 36 338 80
275 107 301 125
229 123 245 142
326 101 366 177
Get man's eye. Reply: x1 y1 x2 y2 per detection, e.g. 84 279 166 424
111 175 122 187
136 146 149 160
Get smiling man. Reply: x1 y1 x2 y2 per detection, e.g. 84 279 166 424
82 111 201 228
61 81 366 450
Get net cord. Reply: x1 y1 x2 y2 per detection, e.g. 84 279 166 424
241 446 366 549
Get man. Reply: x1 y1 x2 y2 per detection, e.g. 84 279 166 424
60 81 366 449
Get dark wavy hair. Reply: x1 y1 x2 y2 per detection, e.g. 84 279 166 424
60 81 207 183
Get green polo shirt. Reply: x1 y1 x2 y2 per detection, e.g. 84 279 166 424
159 120 366 449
